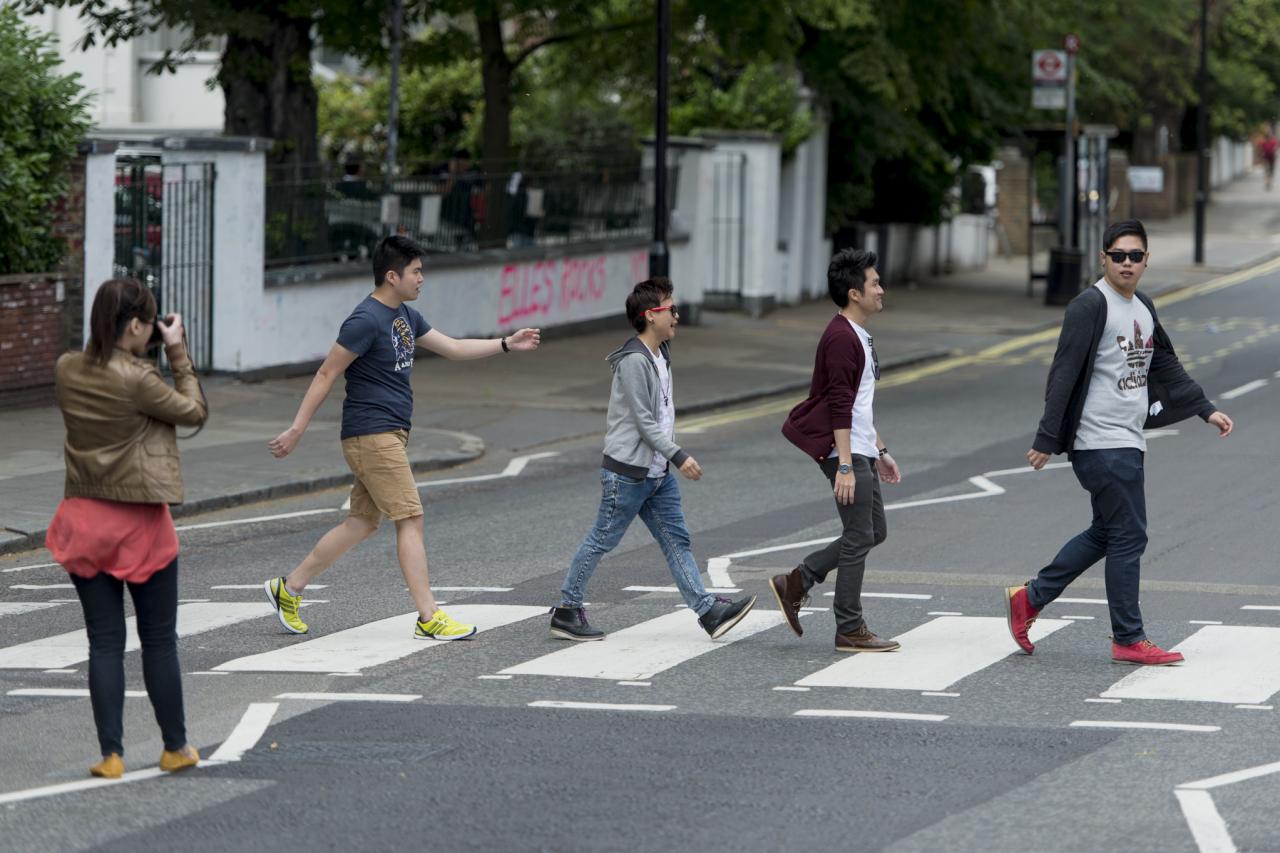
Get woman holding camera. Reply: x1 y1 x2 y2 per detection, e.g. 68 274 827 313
47 278 208 779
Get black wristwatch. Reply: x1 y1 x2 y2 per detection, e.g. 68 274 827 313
878 447 889 457
837 463 852 475
500 336 509 353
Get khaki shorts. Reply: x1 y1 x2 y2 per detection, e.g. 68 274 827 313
341 430 422 528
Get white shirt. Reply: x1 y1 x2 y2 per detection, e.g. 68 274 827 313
1074 279 1155 451
648 345 676 477
828 318 878 460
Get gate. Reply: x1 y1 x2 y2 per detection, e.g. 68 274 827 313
114 156 216 370
706 152 746 305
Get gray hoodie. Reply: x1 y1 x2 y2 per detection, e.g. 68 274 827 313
601 337 689 479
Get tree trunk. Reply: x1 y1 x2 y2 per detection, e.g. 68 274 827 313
476 9 512 247
219 11 319 175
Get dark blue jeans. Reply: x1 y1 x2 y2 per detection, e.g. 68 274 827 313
560 469 716 615
71 560 187 756
1027 448 1147 644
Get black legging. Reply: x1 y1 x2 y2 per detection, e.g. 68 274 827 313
70 559 187 756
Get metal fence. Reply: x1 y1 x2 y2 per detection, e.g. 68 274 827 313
264 163 678 268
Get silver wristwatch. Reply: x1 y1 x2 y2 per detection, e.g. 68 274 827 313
837 463 852 475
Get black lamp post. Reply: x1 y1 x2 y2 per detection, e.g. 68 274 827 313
1194 0 1209 265
649 0 670 277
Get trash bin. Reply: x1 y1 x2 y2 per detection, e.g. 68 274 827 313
1045 247 1084 306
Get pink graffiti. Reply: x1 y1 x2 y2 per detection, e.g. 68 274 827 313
498 253 649 326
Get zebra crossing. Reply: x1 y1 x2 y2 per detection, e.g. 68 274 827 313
2 592 1279 722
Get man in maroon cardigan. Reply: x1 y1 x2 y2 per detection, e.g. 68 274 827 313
775 249 903 652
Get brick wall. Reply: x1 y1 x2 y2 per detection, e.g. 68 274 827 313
0 274 65 406
0 156 86 407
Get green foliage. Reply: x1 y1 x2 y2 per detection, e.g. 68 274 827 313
0 7 91 274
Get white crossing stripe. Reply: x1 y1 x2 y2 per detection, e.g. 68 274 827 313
214 605 546 673
0 602 60 619
796 616 1071 691
0 603 275 670
501 610 787 682
1101 625 1280 704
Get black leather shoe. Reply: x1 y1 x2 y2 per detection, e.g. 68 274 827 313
698 595 757 639
549 606 605 641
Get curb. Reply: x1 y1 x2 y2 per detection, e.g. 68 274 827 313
0 431 485 558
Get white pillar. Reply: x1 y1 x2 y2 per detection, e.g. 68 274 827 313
82 147 118 343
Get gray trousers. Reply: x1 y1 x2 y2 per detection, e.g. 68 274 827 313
799 455 887 635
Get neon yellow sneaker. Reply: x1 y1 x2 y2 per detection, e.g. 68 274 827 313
264 577 308 634
415 609 477 641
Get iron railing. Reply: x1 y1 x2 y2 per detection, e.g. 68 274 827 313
264 162 679 268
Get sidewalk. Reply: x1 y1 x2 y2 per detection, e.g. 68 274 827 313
3 170 1277 556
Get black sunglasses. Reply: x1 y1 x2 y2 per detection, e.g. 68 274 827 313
1105 250 1147 264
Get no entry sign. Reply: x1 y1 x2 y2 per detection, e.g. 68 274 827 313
1033 50 1068 84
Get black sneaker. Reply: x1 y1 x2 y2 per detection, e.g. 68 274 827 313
549 606 605 641
698 595 757 639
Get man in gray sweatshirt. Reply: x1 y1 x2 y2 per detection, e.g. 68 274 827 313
549 278 757 641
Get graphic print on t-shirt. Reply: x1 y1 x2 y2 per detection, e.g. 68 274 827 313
1114 319 1154 391
392 316 415 371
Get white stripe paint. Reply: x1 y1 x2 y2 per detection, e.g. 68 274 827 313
1 562 61 573
821 592 932 601
0 602 60 618
477 674 512 680
0 768 166 806
1190 620 1223 625
1180 759 1280 791
527 700 675 712
8 688 147 698
207 702 279 762
502 610 788 682
616 681 651 686
212 584 328 590
706 557 732 588
433 586 514 592
1069 721 1220 733
1241 605 1280 611
1055 597 1108 605
215 605 545 673
1062 615 1096 621
9 584 73 590
921 691 960 697
0 602 276 670
414 451 560 489
177 508 336 532
622 585 742 593
1101 626 1280 704
43 669 77 674
275 692 420 703
773 686 810 692
797 616 1071 691
1085 698 1122 704
1234 704 1272 710
794 709 949 722
1219 378 1268 400
1175 789 1237 853
928 611 963 616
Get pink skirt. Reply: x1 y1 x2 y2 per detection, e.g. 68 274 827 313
47 497 179 584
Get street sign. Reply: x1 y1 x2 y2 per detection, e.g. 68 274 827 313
1033 50 1068 83
1033 87 1067 109
1128 166 1165 193
1064 33 1081 55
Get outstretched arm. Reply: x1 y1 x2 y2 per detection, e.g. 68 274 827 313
417 327 541 360
268 343 358 458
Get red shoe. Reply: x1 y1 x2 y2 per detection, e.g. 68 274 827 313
1004 585 1040 654
1112 639 1184 666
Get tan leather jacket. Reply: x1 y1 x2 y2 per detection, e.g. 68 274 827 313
55 346 208 505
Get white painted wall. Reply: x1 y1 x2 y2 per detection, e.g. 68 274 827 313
232 248 651 373
701 134 782 311
82 151 118 342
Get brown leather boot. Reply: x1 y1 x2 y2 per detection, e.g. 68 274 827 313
835 625 900 653
768 568 809 637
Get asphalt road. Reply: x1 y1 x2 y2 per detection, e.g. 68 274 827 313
2 267 1279 853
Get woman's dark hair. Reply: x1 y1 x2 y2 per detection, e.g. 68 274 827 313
827 249 878 307
85 278 157 365
626 277 675 333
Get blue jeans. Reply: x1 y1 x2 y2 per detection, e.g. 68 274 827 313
1027 448 1147 644
560 469 716 615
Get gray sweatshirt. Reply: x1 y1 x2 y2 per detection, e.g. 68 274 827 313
601 337 689 479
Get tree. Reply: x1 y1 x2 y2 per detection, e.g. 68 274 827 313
0 6 91 274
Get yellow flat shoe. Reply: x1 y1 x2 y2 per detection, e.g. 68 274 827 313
159 744 200 773
90 754 124 779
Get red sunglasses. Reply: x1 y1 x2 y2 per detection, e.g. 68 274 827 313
648 305 678 317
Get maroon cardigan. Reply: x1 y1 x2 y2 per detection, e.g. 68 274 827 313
782 314 865 462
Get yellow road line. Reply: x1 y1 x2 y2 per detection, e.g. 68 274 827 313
678 254 1280 434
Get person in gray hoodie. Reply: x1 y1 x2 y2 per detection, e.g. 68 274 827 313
549 277 757 641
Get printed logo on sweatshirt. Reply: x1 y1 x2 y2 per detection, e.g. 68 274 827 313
1115 319 1154 391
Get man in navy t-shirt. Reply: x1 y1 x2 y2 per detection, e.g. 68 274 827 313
263 235 542 641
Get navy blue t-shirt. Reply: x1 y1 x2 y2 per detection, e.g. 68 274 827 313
336 296 432 439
